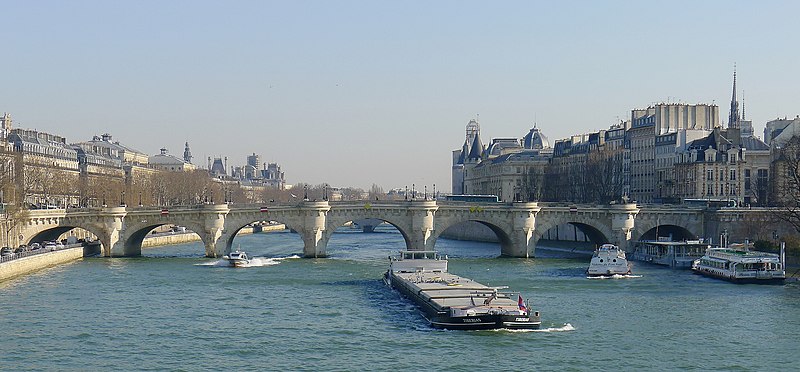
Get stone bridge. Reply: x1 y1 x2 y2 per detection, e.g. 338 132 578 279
13 200 782 258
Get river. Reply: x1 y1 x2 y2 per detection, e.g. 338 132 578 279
1 224 798 371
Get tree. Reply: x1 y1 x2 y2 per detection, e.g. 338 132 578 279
772 135 800 232
368 184 384 200
585 147 625 204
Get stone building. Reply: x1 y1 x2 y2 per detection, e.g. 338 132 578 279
451 119 481 195
674 127 770 207
149 148 197 172
764 115 800 146
459 122 552 202
628 103 720 203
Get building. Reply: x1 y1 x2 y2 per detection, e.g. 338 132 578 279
674 128 742 206
654 130 711 202
0 113 12 151
149 148 197 172
451 119 482 195
627 103 720 203
261 163 285 189
209 157 227 177
72 133 149 166
459 121 552 202
764 116 800 146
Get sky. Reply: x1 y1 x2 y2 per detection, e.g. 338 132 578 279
2 1 799 191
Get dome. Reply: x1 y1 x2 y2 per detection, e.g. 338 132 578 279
523 125 550 149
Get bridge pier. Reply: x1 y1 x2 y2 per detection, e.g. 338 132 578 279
299 201 331 258
203 204 230 257
504 202 540 258
99 207 127 257
407 201 438 251
610 204 639 252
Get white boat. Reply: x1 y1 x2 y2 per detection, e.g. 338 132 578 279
587 244 631 276
691 244 785 284
226 250 250 267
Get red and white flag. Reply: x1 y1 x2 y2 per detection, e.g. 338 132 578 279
518 295 527 312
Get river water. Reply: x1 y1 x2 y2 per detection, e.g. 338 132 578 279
2 225 799 371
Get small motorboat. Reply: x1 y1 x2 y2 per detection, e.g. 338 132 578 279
226 250 250 267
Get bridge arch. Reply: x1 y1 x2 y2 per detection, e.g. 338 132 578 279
25 224 105 247
219 217 302 256
431 217 515 257
322 213 414 253
116 219 210 257
632 224 699 242
533 216 614 247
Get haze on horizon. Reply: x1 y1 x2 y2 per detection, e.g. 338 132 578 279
1 1 798 191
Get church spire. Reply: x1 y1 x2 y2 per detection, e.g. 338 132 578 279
741 90 746 120
728 64 740 129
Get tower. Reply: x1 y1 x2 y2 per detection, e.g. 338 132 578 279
183 142 193 164
728 65 740 129
465 118 480 149
1 112 12 140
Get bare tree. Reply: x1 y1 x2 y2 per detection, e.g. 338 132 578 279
771 135 800 232
585 147 625 204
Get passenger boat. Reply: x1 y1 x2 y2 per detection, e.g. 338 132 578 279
384 250 541 330
226 250 250 267
587 244 631 276
691 245 786 284
632 240 709 268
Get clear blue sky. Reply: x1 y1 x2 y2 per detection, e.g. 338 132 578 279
2 1 798 190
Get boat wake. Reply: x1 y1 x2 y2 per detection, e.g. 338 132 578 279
495 323 576 333
195 254 301 268
586 274 642 279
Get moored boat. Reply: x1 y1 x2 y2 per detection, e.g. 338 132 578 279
632 240 709 268
226 250 250 267
587 243 631 276
691 245 786 284
384 250 541 330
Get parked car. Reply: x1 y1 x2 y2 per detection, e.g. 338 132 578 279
44 242 57 251
1 247 13 256
13 246 28 253
29 242 41 250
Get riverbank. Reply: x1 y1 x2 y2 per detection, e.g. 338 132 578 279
0 247 86 282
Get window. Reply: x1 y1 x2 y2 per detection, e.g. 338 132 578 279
730 169 736 181
707 170 714 181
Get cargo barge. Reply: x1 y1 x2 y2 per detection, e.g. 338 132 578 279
384 250 541 330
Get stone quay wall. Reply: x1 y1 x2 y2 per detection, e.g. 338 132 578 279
141 224 286 248
0 247 84 282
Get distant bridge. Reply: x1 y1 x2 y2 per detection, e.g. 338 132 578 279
14 201 782 258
